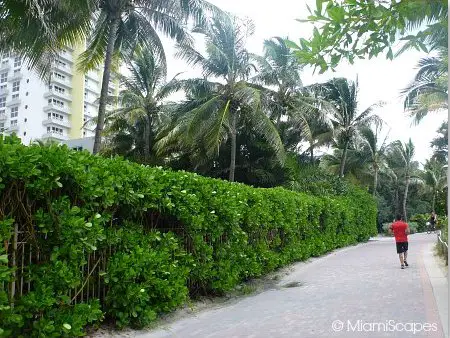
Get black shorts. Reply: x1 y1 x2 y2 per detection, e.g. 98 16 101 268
396 242 408 254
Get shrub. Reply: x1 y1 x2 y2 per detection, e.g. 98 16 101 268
0 136 377 335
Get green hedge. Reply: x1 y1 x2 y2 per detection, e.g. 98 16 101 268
0 136 377 336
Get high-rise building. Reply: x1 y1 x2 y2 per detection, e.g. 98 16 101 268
0 46 118 147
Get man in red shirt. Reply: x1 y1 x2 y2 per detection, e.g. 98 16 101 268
389 214 410 269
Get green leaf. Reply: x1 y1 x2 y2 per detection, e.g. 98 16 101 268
63 324 71 330
326 6 345 22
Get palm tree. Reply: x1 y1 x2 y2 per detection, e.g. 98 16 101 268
78 0 220 154
402 54 448 124
104 48 180 162
162 14 285 182
431 121 448 162
357 122 389 196
0 1 94 76
252 39 333 162
421 159 448 211
321 78 381 178
389 139 417 221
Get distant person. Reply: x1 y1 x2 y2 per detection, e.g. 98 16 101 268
389 214 410 269
429 211 437 232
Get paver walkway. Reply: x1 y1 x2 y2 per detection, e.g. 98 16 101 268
130 233 447 338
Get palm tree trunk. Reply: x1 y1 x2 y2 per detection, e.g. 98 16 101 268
373 167 378 197
229 112 237 182
402 175 410 221
394 186 399 215
432 189 436 211
310 142 314 163
144 115 151 163
339 142 349 178
92 16 120 154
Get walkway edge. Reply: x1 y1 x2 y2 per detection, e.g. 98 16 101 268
423 242 449 338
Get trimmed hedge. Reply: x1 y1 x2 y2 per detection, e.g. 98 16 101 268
0 136 377 336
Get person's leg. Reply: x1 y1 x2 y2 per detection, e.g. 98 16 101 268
397 242 405 268
403 242 408 266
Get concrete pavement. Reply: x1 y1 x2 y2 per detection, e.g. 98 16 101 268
109 233 448 338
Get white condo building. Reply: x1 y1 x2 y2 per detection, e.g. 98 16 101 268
0 46 118 148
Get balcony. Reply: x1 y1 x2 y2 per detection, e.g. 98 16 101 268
44 89 72 102
85 84 99 94
8 124 19 132
58 51 73 63
41 131 68 141
8 72 22 81
6 98 21 107
0 87 8 96
0 113 6 121
52 63 72 76
51 76 71 88
42 117 70 128
0 62 10 71
44 103 70 115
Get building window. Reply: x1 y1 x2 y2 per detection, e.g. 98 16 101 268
12 81 20 92
25 105 28 109
0 73 6 83
24 118 27 122
26 79 29 83
10 106 18 118
56 60 66 68
53 85 65 94
0 84 6 90
23 131 26 136
13 69 20 74
49 126 63 135
0 97 5 108
54 72 65 80
10 119 18 126
48 98 64 108
12 93 19 100
13 57 21 68
48 112 63 120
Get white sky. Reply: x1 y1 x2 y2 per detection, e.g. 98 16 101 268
163 0 446 163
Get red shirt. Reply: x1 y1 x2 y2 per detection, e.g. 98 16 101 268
391 221 408 242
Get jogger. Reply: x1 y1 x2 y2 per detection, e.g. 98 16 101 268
389 214 410 269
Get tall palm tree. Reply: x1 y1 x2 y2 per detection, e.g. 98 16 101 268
252 39 333 161
421 159 448 211
105 48 180 162
402 53 448 124
78 0 220 154
321 78 381 178
389 139 417 221
161 14 284 182
357 122 389 196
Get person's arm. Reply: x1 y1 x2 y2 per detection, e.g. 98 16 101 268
388 224 393 235
405 224 410 235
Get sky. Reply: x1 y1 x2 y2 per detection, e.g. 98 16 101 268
163 0 446 164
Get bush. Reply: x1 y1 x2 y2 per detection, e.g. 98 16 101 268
0 136 377 335
410 214 429 232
